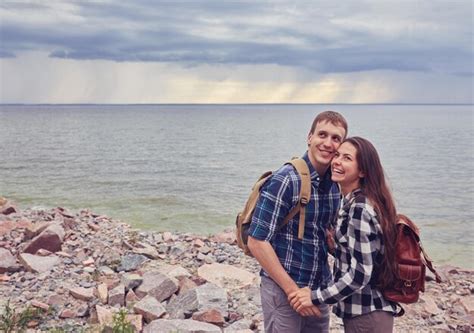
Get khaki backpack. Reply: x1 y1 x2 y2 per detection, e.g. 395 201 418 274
235 158 311 256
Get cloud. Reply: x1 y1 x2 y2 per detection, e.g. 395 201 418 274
0 1 472 103
1 1 472 76
1 51 471 104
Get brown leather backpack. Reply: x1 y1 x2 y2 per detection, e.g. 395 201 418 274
382 214 442 315
235 158 311 256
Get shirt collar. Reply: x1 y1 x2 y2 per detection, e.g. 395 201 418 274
343 188 363 206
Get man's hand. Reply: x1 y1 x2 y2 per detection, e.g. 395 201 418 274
288 287 321 317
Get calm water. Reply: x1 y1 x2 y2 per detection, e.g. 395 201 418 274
0 104 472 268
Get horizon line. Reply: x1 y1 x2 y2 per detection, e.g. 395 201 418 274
1 102 473 106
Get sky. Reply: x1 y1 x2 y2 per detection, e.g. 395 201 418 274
0 1 472 104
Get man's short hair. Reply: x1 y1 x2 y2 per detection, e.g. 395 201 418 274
309 111 348 137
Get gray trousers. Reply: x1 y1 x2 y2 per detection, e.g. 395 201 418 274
343 310 394 333
260 276 330 333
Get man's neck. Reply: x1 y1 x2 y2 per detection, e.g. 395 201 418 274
308 152 329 177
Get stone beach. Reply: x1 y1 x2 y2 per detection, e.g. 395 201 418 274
0 198 473 332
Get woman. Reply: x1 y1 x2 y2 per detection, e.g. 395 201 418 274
289 137 398 332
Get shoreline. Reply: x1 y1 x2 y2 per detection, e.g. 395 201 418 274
0 198 473 332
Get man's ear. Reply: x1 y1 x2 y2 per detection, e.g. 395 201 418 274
307 132 313 146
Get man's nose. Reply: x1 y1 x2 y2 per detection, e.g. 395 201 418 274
323 137 332 146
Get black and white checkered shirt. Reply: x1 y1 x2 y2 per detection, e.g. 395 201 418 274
311 189 397 318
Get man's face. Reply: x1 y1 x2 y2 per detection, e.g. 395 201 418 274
307 121 346 175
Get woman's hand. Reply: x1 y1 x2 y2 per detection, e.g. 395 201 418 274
288 287 319 315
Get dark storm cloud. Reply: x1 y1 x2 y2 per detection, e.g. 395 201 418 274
0 1 472 76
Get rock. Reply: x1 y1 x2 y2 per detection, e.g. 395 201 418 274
421 295 442 316
127 314 143 332
135 271 178 302
95 305 114 326
0 220 16 236
167 283 228 319
132 243 160 259
121 273 143 290
192 308 225 326
143 319 221 333
36 249 52 256
19 253 59 273
82 257 95 266
162 232 173 242
159 264 192 279
97 283 108 304
133 295 167 322
69 286 94 301
460 296 474 314
169 244 186 257
1 203 17 215
0 248 17 273
24 222 50 240
178 277 198 295
126 289 139 307
224 319 253 331
59 309 76 318
30 300 50 311
198 263 258 289
108 284 125 307
116 254 148 272
23 223 65 254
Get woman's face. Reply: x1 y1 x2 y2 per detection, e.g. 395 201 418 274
331 142 364 193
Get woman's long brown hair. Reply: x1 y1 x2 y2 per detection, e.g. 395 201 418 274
344 137 397 289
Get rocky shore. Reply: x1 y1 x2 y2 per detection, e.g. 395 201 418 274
0 198 472 332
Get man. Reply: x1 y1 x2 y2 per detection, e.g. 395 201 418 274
248 111 348 333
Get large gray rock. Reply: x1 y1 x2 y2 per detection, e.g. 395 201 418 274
167 283 228 319
19 253 60 273
23 223 65 254
135 271 178 301
0 248 18 273
143 319 221 333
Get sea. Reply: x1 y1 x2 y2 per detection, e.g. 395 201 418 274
0 104 472 268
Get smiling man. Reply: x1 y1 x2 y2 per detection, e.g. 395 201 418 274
248 111 348 333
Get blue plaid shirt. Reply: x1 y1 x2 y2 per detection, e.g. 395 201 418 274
248 152 341 289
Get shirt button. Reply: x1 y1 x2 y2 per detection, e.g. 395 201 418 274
316 177 320 181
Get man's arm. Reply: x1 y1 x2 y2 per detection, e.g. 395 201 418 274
247 236 298 295
248 237 321 317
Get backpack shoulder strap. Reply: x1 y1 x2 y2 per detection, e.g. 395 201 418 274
241 171 273 223
280 158 311 239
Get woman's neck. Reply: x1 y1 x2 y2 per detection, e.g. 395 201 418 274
341 183 360 196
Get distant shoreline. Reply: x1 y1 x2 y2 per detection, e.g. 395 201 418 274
1 103 473 106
